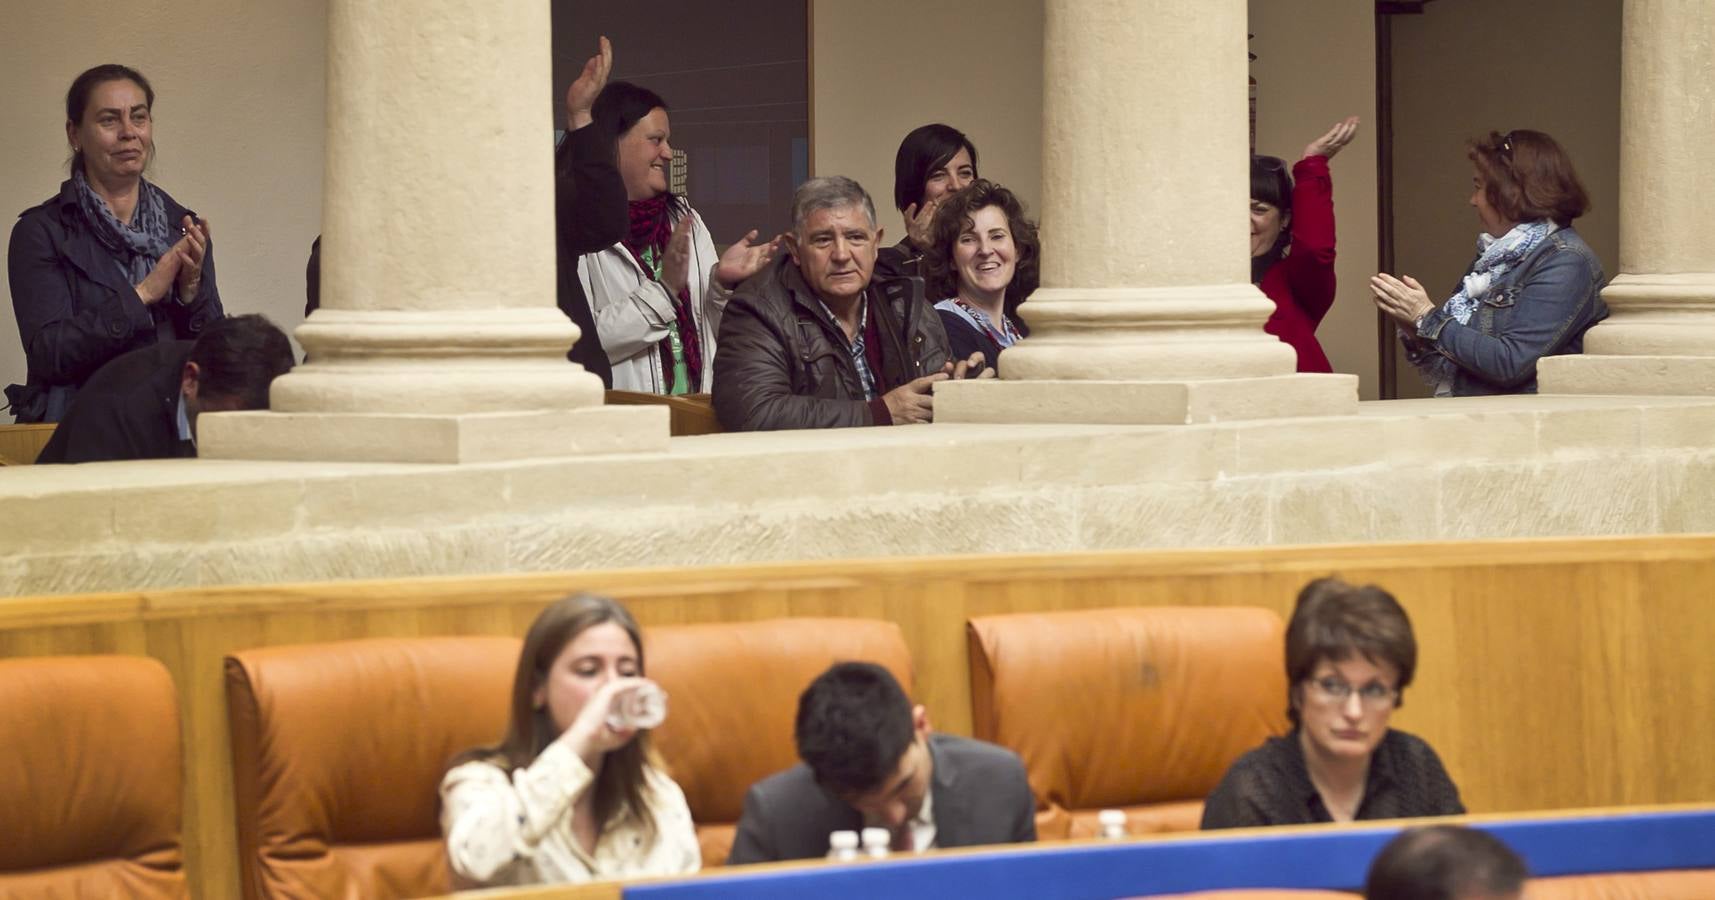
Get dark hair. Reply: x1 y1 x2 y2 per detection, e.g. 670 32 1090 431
795 662 915 796
593 80 669 146
1251 155 1293 283
893 124 979 215
1365 825 1528 900
456 594 659 841
1469 130 1589 227
65 64 155 176
1284 578 1417 727
922 179 1038 337
188 315 295 410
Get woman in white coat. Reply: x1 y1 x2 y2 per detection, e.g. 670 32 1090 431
579 82 779 395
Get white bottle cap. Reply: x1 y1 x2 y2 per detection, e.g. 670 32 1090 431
829 830 859 850
860 827 891 848
1098 809 1127 828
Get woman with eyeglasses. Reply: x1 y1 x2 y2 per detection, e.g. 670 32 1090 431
1371 130 1607 395
1251 116 1359 373
1201 577 1464 829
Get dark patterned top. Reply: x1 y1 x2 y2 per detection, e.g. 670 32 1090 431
1200 729 1465 829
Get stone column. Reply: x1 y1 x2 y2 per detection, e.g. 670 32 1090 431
200 0 663 463
936 0 1355 425
1539 0 1715 395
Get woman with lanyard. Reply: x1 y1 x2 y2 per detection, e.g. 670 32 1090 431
8 64 222 422
921 179 1038 373
578 82 779 395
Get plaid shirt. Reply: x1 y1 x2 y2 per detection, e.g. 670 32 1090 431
815 297 878 400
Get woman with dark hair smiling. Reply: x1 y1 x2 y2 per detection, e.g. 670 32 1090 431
1372 129 1607 395
8 64 222 423
877 123 979 278
1201 578 1463 829
1251 116 1358 373
441 594 698 886
922 180 1039 371
578 82 779 395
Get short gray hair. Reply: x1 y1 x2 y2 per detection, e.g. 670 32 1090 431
791 176 877 236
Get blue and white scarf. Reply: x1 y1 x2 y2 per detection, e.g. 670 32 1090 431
71 167 176 291
1443 219 1555 325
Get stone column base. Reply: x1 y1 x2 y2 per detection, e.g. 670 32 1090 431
1538 355 1715 397
933 373 1358 425
198 405 669 464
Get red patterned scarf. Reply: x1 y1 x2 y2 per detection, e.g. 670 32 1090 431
622 194 702 392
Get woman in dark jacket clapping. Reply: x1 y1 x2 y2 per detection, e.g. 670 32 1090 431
7 64 222 422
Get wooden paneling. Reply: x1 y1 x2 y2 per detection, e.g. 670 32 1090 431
3 536 1715 897
0 423 53 465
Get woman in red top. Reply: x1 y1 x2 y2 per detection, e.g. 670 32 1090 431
1251 116 1359 372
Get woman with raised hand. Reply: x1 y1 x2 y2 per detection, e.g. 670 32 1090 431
8 64 222 422
1251 116 1358 373
1372 129 1607 396
922 179 1039 373
877 123 980 279
578 82 780 395
441 595 698 886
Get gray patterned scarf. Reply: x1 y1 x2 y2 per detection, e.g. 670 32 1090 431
71 167 175 289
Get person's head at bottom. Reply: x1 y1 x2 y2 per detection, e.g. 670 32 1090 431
181 313 294 440
1365 825 1527 900
795 662 930 838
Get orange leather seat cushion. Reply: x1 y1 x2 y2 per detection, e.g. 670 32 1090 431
1528 869 1715 899
968 606 1287 830
0 655 186 899
646 617 913 865
224 636 518 900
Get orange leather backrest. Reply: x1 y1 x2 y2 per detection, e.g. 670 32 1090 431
968 606 1287 811
0 655 186 899
1528 869 1715 899
645 618 913 852
224 636 519 900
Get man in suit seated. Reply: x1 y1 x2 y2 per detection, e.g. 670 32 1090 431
36 314 294 464
727 661 1036 864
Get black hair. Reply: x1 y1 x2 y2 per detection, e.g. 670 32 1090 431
66 64 155 176
1250 154 1293 283
592 81 669 145
1365 825 1528 900
188 314 295 410
893 123 979 215
794 662 915 796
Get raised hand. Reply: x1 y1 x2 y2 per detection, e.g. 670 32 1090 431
136 239 187 305
176 215 209 300
902 199 940 251
565 36 613 130
715 229 783 288
659 214 694 296
1304 115 1360 161
558 676 650 769
1369 272 1434 327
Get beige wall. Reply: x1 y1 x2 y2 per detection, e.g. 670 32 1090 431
1250 0 1381 399
1389 0 1621 398
0 1 326 388
810 0 1045 248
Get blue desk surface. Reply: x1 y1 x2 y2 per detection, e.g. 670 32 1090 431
627 808 1715 900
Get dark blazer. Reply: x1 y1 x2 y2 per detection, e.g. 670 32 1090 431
726 733 1036 865
712 256 953 431
35 340 195 464
8 179 222 423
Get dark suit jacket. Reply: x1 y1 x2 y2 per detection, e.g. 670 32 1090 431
726 733 1036 865
35 341 195 464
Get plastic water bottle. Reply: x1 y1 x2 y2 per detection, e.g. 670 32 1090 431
860 827 891 859
605 680 668 730
1098 809 1128 840
826 829 861 862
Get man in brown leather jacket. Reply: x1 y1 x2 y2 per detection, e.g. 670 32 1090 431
712 176 983 431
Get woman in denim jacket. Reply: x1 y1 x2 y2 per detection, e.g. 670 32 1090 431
1370 130 1606 396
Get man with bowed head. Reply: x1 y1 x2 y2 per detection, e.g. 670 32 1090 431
712 176 987 432
727 661 1035 864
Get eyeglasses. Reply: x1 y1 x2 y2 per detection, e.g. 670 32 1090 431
1308 675 1398 709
